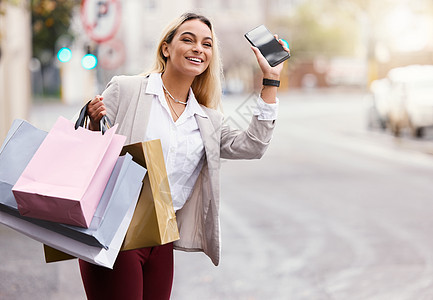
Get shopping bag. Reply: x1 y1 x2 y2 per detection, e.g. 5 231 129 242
12 116 126 228
121 140 180 250
0 120 47 211
43 244 75 262
1 153 146 249
0 192 138 269
43 139 180 265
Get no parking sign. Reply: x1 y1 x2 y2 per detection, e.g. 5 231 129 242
99 39 126 70
81 0 121 43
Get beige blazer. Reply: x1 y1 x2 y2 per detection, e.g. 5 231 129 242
101 75 275 266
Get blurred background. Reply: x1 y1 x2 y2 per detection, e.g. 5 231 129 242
2 0 433 138
3 0 433 299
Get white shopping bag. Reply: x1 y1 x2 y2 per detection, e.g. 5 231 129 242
0 183 139 269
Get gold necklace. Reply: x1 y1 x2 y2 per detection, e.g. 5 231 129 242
164 89 180 119
162 83 188 105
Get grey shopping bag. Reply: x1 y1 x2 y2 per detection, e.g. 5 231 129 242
0 119 47 210
0 120 147 249
1 154 146 248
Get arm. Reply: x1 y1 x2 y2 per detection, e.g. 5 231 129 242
219 35 289 159
87 77 120 131
250 35 289 104
220 116 275 159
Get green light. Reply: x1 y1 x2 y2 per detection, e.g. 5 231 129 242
57 47 72 63
81 54 98 70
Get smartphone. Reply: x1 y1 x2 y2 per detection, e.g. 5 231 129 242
244 25 290 67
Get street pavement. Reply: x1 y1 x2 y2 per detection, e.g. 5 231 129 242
2 89 433 299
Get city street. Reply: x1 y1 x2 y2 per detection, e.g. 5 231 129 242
2 89 433 299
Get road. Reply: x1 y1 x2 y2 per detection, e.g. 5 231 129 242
2 89 433 299
173 90 433 300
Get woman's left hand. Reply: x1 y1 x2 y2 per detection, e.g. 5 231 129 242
251 34 290 80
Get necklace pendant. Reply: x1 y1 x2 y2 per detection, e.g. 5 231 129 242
162 83 188 105
174 99 188 105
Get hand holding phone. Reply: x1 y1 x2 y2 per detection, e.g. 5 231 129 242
244 25 290 67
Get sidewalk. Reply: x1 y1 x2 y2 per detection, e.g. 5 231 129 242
0 220 86 300
29 99 83 132
0 99 87 300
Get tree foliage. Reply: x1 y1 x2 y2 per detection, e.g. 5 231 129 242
31 0 78 63
273 0 362 60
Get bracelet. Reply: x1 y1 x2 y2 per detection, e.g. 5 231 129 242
263 78 280 87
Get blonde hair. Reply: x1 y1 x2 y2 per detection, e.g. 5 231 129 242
143 13 223 110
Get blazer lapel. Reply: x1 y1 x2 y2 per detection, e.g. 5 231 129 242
129 79 153 143
195 114 220 214
196 114 219 168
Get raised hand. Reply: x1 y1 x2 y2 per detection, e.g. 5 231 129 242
250 34 290 80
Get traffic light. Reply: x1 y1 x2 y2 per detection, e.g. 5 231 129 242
81 45 98 70
57 45 98 69
81 53 98 70
57 47 72 63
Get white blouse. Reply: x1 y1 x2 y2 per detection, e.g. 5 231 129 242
144 73 278 211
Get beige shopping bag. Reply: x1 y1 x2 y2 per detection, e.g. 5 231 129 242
44 245 74 262
120 140 179 250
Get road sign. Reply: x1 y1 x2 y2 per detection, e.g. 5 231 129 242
98 39 126 70
81 0 121 43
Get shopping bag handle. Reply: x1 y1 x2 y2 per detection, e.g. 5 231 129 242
75 100 112 134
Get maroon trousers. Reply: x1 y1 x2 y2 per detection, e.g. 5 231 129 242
79 243 174 300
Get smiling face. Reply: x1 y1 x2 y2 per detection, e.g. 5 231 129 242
162 19 213 79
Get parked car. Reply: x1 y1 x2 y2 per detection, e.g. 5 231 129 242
368 78 391 130
370 65 433 137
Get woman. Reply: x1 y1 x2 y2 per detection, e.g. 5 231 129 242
81 12 289 300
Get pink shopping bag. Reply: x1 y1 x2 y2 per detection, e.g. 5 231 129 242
12 116 126 228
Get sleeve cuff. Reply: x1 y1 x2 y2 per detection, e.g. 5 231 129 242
253 96 279 121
